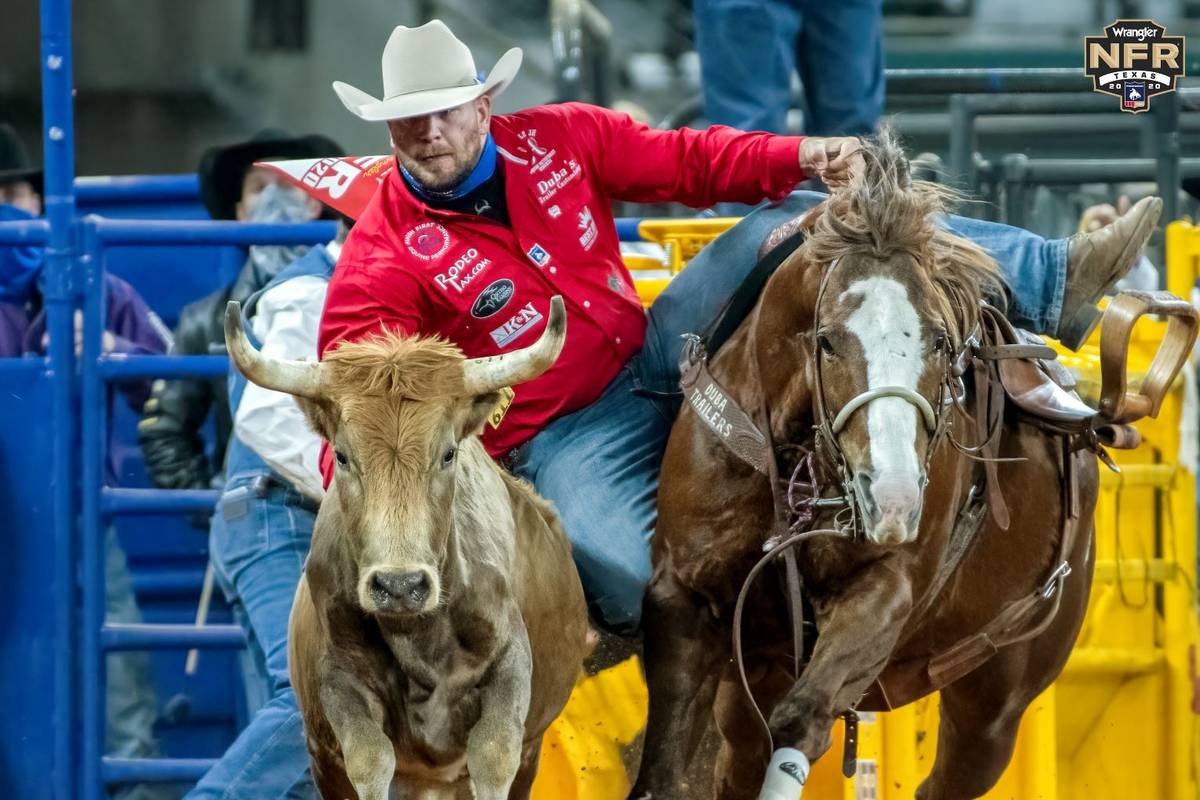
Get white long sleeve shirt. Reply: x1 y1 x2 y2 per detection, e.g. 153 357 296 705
233 266 330 502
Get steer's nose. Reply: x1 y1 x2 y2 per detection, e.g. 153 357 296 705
370 569 432 613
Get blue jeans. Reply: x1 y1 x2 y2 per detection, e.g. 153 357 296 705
185 473 316 800
511 191 1068 631
694 0 885 136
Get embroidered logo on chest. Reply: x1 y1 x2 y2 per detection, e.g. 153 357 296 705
434 248 492 293
471 279 515 319
404 222 451 261
490 301 544 348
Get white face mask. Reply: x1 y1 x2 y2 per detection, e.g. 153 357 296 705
245 182 314 224
243 183 317 287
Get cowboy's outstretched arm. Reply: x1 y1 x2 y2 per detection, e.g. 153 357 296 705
541 102 808 207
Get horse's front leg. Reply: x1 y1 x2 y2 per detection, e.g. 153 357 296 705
630 561 727 799
762 560 913 794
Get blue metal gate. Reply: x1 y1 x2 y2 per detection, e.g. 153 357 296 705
0 2 334 796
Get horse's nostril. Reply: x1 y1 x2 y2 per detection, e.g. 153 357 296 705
371 571 431 609
853 472 878 516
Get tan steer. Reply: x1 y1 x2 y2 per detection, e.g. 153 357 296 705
224 296 589 800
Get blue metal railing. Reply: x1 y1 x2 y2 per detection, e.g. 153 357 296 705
77 216 335 792
38 1 77 796
76 174 200 205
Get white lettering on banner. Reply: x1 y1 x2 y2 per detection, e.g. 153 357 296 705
301 156 388 199
434 248 493 293
490 301 544 348
688 382 734 439
536 160 582 204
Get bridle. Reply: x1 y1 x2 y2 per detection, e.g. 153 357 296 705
805 257 961 537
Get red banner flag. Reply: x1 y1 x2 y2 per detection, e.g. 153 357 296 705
255 155 394 219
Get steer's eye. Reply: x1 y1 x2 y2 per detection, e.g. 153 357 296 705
334 450 348 467
817 333 835 357
441 446 457 468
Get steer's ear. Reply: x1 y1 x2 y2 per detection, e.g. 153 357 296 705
458 390 503 440
294 395 340 443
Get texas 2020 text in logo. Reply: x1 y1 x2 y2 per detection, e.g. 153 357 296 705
1085 20 1185 113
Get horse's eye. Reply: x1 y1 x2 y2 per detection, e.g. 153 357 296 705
817 334 835 356
441 446 457 468
933 333 949 353
334 450 349 466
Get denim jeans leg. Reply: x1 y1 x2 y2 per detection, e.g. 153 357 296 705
187 484 316 800
795 0 885 135
104 526 174 800
512 366 669 633
640 191 827 394
650 188 1068 339
938 213 1069 335
693 0 802 132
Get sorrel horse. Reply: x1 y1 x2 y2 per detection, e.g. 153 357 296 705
632 134 1102 800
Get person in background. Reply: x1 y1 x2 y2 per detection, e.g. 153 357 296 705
138 131 341 497
692 0 884 137
185 217 348 800
0 122 173 800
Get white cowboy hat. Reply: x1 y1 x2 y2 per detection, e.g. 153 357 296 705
333 20 522 122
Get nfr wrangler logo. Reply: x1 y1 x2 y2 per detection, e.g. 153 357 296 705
1085 20 1185 113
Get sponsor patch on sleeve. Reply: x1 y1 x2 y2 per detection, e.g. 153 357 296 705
526 243 551 267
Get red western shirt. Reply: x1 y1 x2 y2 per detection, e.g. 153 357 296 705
318 102 805 484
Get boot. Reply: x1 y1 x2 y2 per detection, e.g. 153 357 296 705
1056 195 1162 349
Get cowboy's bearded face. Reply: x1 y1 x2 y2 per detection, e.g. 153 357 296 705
388 97 491 191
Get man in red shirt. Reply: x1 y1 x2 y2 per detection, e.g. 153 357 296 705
320 20 1158 632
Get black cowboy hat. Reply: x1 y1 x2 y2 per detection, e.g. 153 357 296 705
0 124 43 195
198 129 344 220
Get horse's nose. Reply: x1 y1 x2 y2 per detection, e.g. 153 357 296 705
855 470 923 545
370 569 432 612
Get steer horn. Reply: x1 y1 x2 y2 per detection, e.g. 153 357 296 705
223 301 325 399
462 295 567 395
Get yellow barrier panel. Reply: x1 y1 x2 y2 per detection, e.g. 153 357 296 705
638 218 739 274
532 657 648 799
597 221 1200 799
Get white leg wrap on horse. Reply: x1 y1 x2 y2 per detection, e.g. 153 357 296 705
758 748 810 799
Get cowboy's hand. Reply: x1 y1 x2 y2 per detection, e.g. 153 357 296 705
799 136 864 189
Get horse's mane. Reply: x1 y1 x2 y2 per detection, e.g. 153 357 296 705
802 129 1005 344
